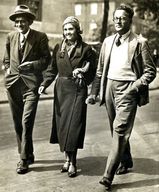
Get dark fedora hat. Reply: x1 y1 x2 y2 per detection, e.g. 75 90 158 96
9 5 36 21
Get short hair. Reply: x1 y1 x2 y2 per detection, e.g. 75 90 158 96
114 3 134 19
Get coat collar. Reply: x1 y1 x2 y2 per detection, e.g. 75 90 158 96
58 37 83 59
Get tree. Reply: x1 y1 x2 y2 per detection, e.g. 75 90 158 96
132 0 159 24
100 0 109 42
131 0 159 55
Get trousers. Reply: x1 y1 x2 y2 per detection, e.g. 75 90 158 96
104 79 138 181
7 78 39 160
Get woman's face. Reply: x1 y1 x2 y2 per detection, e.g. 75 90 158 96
63 23 78 42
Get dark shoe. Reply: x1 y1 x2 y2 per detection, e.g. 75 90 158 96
68 164 77 177
99 177 111 190
116 162 133 175
27 154 35 165
61 161 70 173
16 160 28 174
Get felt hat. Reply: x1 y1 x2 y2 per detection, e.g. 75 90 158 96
9 5 36 21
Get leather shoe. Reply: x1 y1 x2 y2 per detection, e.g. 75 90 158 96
99 177 111 190
68 164 77 177
16 160 28 174
61 161 70 173
27 154 35 165
116 162 133 175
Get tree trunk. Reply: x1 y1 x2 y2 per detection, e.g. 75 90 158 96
100 0 109 42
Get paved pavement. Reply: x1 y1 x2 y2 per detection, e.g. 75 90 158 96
0 71 159 192
0 84 159 191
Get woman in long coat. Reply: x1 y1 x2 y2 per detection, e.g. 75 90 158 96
39 16 96 177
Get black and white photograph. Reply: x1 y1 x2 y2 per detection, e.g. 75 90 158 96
0 0 159 191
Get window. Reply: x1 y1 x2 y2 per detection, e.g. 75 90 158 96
89 20 97 30
18 0 42 21
90 3 97 15
75 4 82 16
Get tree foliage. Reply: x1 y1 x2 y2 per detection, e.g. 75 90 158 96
131 0 159 53
133 0 159 22
133 0 159 24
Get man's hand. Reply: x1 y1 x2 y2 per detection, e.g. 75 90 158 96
85 95 96 105
18 61 33 71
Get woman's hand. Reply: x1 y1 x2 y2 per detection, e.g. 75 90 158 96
38 86 45 95
72 68 83 78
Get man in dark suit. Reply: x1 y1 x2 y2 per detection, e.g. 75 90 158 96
3 5 51 174
86 3 156 190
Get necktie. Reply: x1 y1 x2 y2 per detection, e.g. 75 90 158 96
115 35 122 46
20 35 25 50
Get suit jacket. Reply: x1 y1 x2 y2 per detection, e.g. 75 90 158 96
91 32 156 106
3 29 51 90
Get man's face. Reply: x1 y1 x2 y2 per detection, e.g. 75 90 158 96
113 10 132 35
14 16 30 34
63 23 78 42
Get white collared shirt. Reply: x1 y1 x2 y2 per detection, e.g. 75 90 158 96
20 28 30 43
116 30 130 44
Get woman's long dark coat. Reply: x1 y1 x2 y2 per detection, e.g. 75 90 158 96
42 39 96 152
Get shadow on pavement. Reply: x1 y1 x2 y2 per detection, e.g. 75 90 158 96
77 156 107 176
30 164 62 172
29 156 107 176
28 157 159 176
133 157 159 175
112 157 159 191
113 178 159 191
34 159 63 164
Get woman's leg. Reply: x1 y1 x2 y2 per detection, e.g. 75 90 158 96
61 151 70 172
68 150 77 177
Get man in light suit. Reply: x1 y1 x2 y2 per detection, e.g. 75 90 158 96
86 4 156 190
3 5 51 174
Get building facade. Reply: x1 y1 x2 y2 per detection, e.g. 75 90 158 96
0 0 75 62
0 0 128 65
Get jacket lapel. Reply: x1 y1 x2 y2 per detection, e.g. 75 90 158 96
106 34 116 62
22 29 34 62
128 32 138 65
99 35 116 102
12 32 20 65
101 34 116 77
71 43 82 60
57 43 74 72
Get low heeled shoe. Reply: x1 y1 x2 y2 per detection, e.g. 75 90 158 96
68 164 77 177
60 161 70 173
116 161 133 175
16 160 28 174
99 177 111 191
